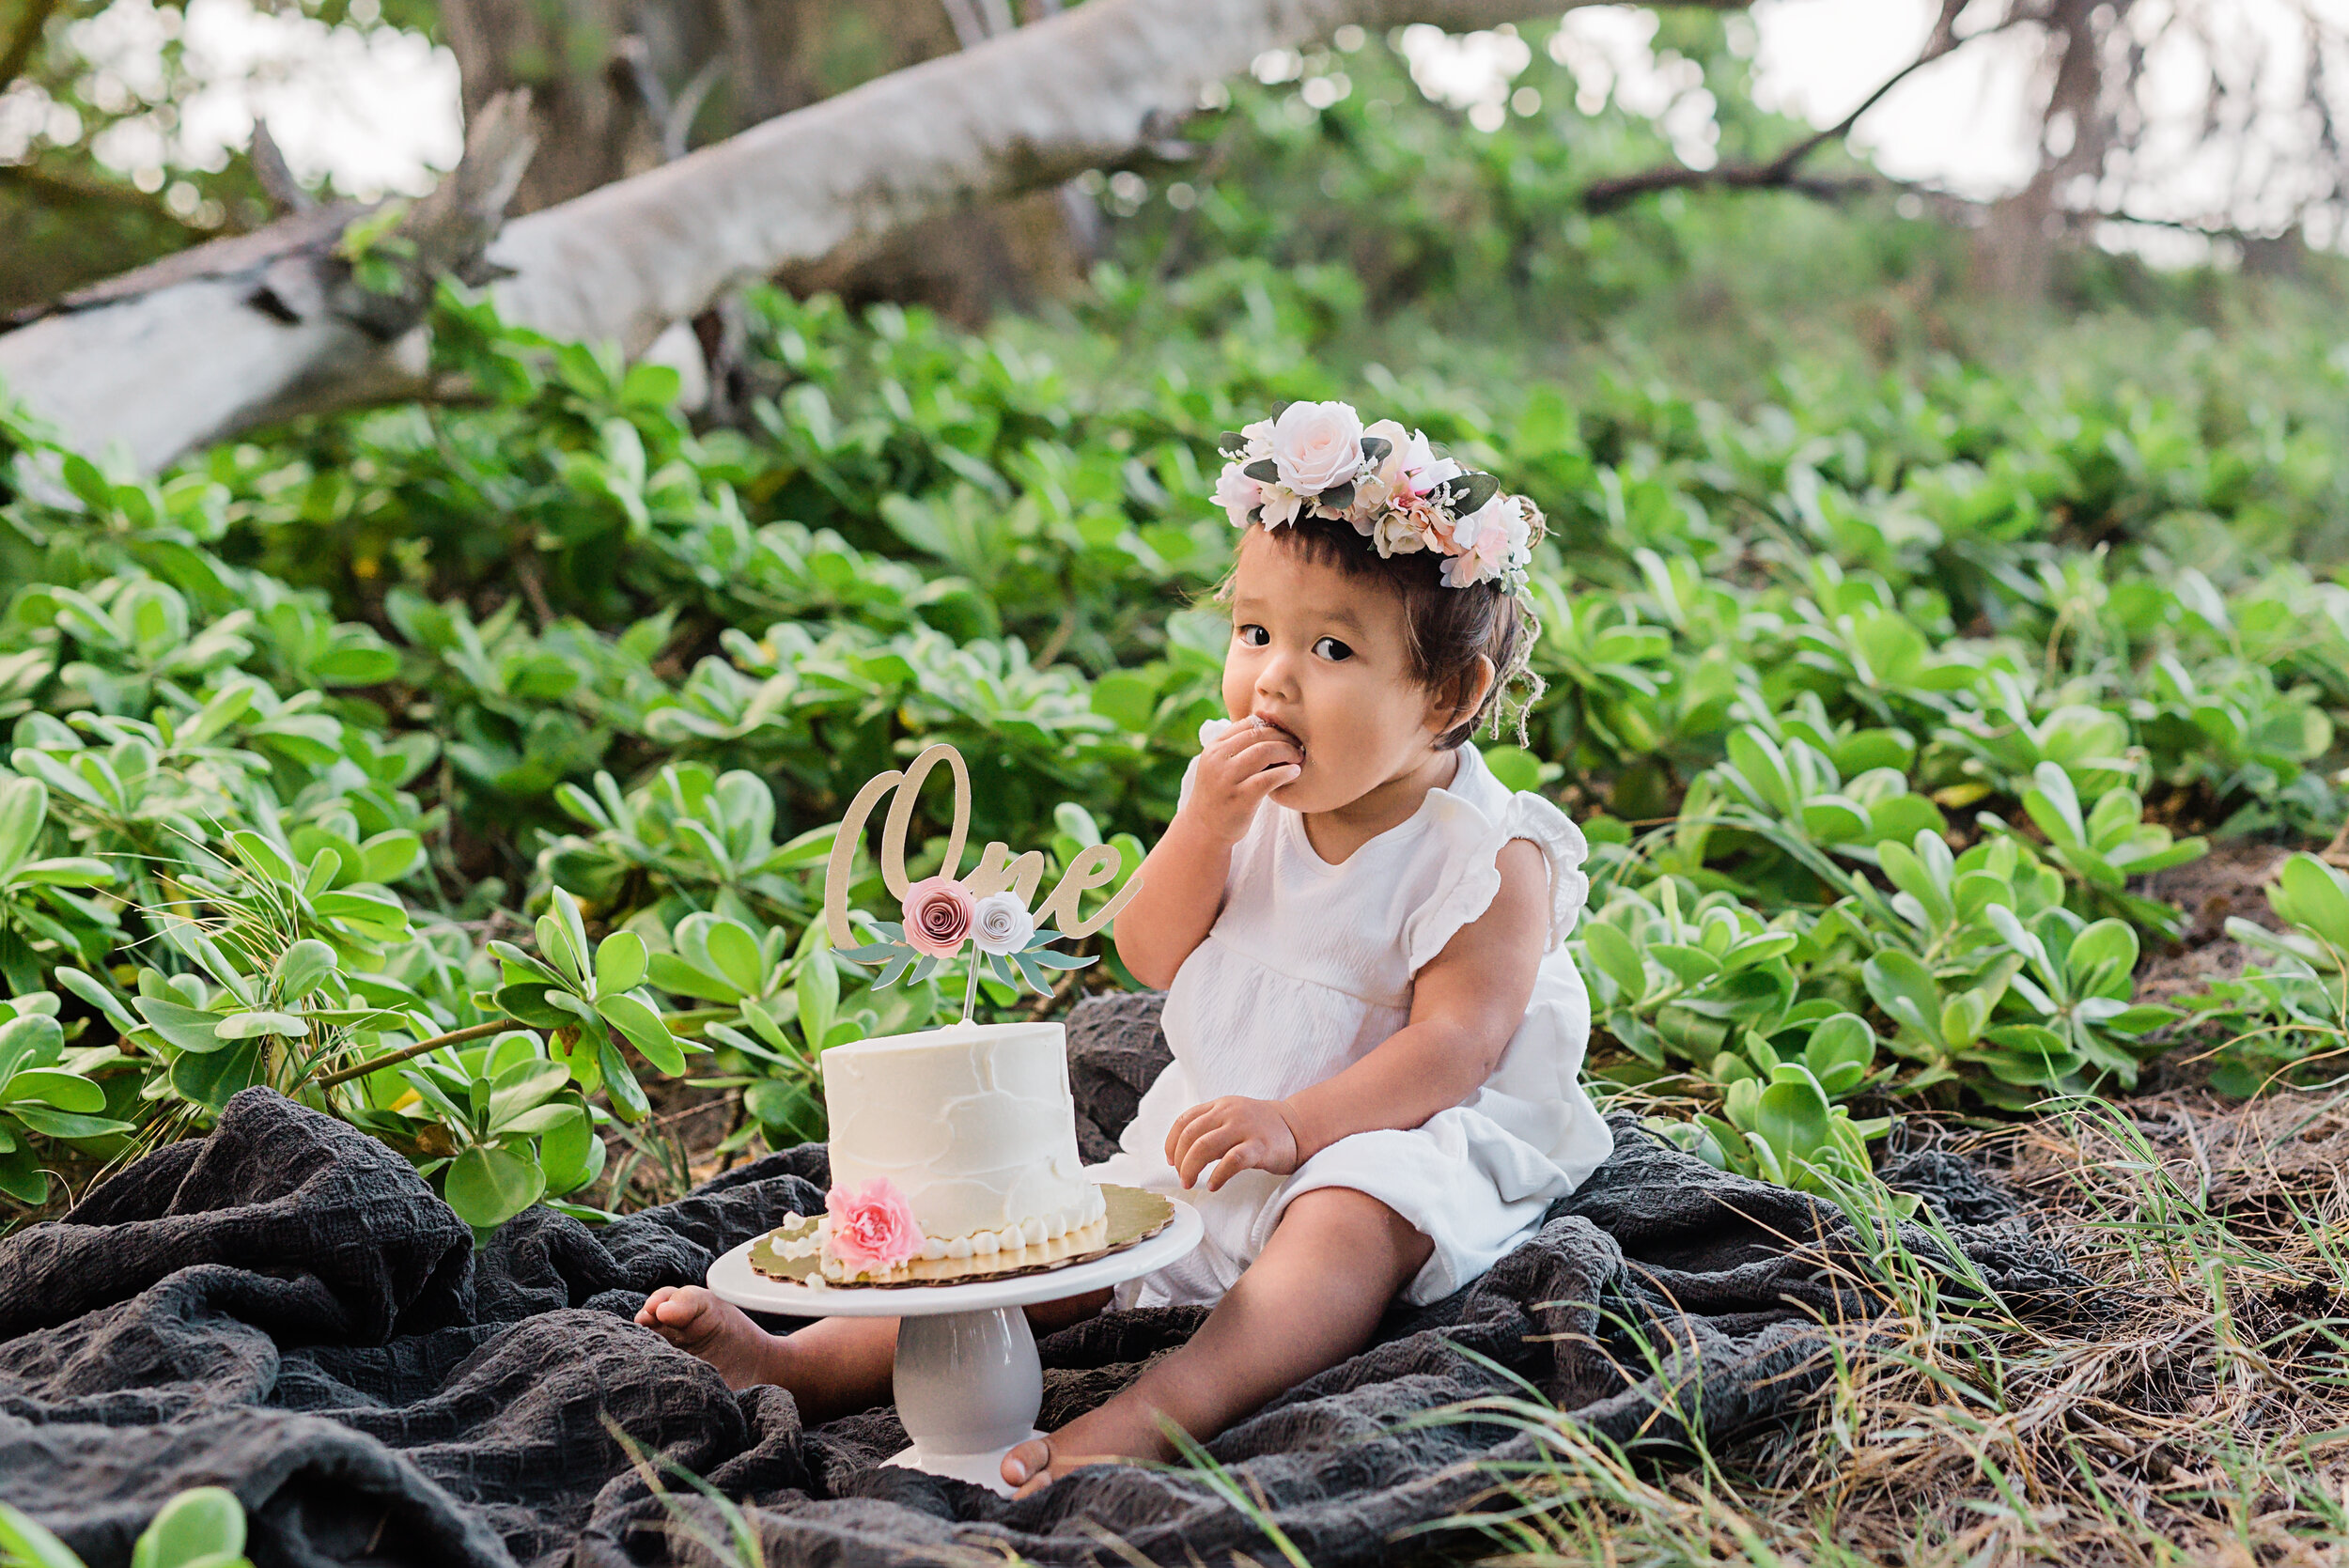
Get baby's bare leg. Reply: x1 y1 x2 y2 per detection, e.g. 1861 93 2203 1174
636 1286 1113 1424
1002 1188 1432 1492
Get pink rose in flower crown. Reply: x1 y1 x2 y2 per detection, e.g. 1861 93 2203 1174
1270 401 1366 495
1211 463 1262 528
826 1179 924 1271
1439 495 1529 587
901 875 976 958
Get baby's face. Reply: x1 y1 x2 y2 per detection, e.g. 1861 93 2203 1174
1221 531 1453 815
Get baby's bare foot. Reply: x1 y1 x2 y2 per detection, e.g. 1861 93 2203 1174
1002 1394 1183 1497
634 1285 786 1390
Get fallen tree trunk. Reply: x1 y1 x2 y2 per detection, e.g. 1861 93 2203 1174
0 0 1742 474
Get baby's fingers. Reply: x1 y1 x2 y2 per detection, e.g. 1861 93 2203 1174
1164 1102 1211 1165
1206 1141 1265 1191
1174 1121 1238 1189
1237 762 1301 800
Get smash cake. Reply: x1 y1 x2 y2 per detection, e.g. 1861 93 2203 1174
801 1020 1108 1283
750 1024 1120 1286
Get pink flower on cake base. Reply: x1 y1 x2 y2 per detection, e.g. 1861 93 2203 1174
827 1179 924 1272
902 876 976 958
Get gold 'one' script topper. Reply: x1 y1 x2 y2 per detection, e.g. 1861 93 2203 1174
821 745 1143 1017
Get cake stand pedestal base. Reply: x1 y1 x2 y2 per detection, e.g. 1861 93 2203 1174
705 1196 1204 1498
883 1307 1044 1489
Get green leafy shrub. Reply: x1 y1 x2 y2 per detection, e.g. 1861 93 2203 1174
3 253 2346 1225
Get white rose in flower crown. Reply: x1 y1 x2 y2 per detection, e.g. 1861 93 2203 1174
1239 416 1277 458
971 892 1035 956
1270 401 1367 495
1212 463 1262 528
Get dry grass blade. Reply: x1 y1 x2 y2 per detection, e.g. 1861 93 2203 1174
1439 1094 2349 1567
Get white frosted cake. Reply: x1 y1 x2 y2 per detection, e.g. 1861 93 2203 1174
811 1020 1108 1282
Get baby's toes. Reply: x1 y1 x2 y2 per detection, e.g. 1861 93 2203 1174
1002 1436 1054 1495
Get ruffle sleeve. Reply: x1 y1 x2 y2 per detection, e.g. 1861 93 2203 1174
1402 788 1591 974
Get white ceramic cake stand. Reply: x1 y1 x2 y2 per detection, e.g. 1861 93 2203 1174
705 1197 1203 1496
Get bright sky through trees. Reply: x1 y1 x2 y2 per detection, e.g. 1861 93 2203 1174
5 0 2341 256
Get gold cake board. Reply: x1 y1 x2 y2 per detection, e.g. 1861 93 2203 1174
749 1184 1174 1291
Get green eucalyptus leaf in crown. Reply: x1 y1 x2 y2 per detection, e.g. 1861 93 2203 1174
822 743 1141 1021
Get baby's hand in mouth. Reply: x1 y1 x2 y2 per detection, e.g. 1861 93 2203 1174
1250 714 1305 761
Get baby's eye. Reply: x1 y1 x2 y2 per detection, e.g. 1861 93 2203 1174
1313 636 1354 662
1237 624 1270 647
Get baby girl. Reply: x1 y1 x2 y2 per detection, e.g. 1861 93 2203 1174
637 401 1610 1495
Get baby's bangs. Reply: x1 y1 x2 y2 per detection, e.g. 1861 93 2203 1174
1224 519 1541 751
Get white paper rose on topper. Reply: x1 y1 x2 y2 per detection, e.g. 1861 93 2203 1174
971 893 1036 955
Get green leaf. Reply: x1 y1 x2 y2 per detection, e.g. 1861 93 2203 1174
169 1041 262 1112
539 1104 604 1194
0 776 48 879
443 1143 546 1231
131 1487 245 1568
273 939 338 1001
0 1013 65 1080
595 992 686 1076
212 1011 309 1040
1801 1014 1875 1096
646 952 739 1002
2 1068 105 1113
357 831 424 883
797 946 838 1053
133 996 227 1053
1861 950 1943 1047
2021 761 2086 847
487 1058 569 1129
491 983 575 1030
0 1500 87 1568
1580 923 1647 1004
1753 1064 1833 1168
54 968 140 1036
593 930 647 999
8 1103 134 1139
599 1036 649 1123
702 920 765 1000
496 1102 582 1140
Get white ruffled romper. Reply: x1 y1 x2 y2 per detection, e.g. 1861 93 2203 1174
1088 721 1611 1309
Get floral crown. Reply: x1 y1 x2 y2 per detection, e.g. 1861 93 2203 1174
1211 401 1543 591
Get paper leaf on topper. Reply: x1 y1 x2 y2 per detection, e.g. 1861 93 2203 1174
822 744 1142 1017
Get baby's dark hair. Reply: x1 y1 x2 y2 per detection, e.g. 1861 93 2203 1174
1224 512 1547 750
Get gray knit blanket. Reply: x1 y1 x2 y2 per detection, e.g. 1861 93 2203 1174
0 992 2088 1567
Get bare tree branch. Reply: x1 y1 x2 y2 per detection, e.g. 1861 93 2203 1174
247 119 316 216
1582 0 1985 214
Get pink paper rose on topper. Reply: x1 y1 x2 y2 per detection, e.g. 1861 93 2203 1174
901 875 976 959
826 1178 924 1273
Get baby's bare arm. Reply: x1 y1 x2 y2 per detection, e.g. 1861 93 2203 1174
1113 722 1300 988
1276 838 1548 1160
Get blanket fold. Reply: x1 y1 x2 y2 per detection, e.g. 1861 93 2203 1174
0 994 2088 1568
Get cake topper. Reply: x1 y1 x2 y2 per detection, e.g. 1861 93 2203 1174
822 743 1143 1023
